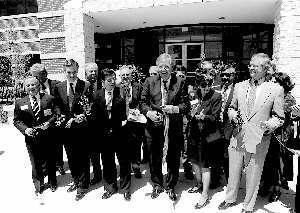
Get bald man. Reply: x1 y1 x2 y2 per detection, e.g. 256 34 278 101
13 77 58 203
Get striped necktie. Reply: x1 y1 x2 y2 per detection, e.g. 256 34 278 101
69 83 75 109
32 96 40 120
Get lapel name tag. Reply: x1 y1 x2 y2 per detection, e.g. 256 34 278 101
44 109 52 116
20 105 28 110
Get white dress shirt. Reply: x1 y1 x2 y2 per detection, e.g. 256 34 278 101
67 79 78 96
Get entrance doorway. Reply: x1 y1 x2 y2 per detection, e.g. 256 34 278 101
165 43 204 76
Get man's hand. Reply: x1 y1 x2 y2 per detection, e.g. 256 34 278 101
39 122 50 130
75 114 86 123
259 121 272 134
161 105 179 114
195 109 205 120
146 110 161 122
25 128 36 137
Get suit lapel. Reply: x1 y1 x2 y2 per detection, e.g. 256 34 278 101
248 82 272 120
60 81 68 106
224 85 234 111
152 76 162 106
24 96 34 117
167 76 179 104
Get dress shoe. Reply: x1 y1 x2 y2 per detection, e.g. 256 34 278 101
75 191 86 201
188 185 203 193
133 169 142 179
218 201 237 210
102 190 116 199
166 189 177 201
241 209 253 213
67 183 77 193
151 187 164 199
57 167 66 175
269 190 281 202
50 184 58 192
194 197 210 209
90 178 102 186
123 192 131 201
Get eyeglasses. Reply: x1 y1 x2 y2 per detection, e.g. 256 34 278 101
248 64 261 69
158 65 171 70
150 73 158 76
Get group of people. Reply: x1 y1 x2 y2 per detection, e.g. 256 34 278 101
13 52 300 213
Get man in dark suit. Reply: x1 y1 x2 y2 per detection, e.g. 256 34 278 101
90 68 130 201
119 66 144 179
84 62 102 185
13 76 57 203
30 63 66 176
210 67 236 188
141 53 190 201
54 59 90 201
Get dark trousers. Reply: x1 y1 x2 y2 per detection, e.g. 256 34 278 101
101 132 131 193
145 125 182 190
295 157 300 213
64 128 90 191
123 121 144 169
25 132 57 193
53 128 64 168
90 151 102 180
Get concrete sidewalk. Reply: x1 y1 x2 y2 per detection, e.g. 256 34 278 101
0 123 296 213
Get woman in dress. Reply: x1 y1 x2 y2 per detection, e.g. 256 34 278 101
188 67 222 209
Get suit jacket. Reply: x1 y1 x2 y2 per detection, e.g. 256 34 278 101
13 93 56 142
221 84 235 140
48 79 60 96
189 89 222 143
228 80 285 153
90 87 126 136
54 78 89 119
141 74 190 143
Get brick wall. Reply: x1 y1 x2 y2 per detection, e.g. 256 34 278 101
37 0 71 12
273 0 300 102
39 16 64 33
41 58 66 74
40 37 65 54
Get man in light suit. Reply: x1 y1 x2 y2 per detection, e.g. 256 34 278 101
141 53 190 201
218 53 285 213
13 77 57 203
30 63 65 176
54 59 90 201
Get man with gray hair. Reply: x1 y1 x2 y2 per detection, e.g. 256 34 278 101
84 62 103 186
30 63 65 176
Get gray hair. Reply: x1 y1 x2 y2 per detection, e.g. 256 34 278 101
85 62 98 72
156 53 173 66
30 63 47 76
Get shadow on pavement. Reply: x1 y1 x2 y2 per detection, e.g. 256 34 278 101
0 150 4 155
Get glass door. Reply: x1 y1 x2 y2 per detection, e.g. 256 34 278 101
166 43 204 75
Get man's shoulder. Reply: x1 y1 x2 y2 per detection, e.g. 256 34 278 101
56 80 67 87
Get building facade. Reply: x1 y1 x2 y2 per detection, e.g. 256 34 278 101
0 0 299 100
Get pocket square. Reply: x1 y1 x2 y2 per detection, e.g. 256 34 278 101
20 105 28 110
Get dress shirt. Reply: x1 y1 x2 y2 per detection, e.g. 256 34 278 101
29 93 41 111
67 79 78 96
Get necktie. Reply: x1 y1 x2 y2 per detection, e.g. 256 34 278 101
162 79 169 165
89 82 95 97
32 96 40 120
41 82 46 91
107 91 112 119
69 83 75 110
247 83 257 116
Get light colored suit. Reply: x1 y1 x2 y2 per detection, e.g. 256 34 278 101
225 79 285 211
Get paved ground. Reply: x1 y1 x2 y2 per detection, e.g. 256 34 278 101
0 117 297 213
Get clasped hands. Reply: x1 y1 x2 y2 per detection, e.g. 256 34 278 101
25 122 50 137
65 113 86 128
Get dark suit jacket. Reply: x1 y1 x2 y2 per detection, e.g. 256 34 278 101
47 79 60 96
141 74 190 144
54 78 88 119
222 84 235 140
91 87 126 136
189 89 222 143
119 81 143 110
13 93 56 143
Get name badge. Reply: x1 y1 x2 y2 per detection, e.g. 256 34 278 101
20 105 28 110
44 109 52 116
